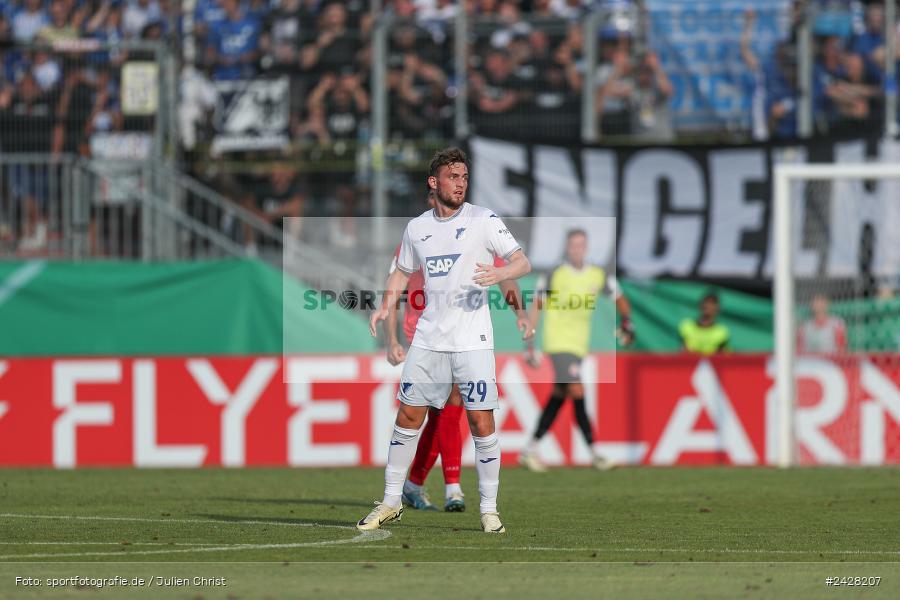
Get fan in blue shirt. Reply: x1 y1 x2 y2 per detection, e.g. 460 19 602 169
194 0 227 42
85 2 126 67
206 0 261 81
849 3 887 83
764 44 799 139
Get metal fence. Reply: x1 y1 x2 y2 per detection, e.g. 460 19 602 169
0 152 380 297
0 154 232 260
0 39 177 258
0 40 175 158
180 1 900 229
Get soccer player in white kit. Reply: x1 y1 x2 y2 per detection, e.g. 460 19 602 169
357 147 532 534
798 294 847 354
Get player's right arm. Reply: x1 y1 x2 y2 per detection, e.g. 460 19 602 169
383 253 408 365
607 274 635 347
371 267 410 338
499 278 534 342
525 299 543 367
525 271 549 367
371 227 418 339
384 299 407 365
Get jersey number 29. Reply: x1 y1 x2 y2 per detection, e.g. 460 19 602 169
464 380 487 403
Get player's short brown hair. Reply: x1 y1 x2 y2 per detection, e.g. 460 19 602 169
701 292 720 305
429 147 469 178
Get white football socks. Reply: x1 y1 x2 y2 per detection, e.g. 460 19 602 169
383 425 420 507
445 482 462 498
473 432 501 514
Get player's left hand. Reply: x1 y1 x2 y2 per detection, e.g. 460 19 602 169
473 262 504 287
369 306 388 338
525 348 542 368
517 315 535 341
387 342 406 366
616 318 635 347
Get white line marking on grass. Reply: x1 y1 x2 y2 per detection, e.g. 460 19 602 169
0 532 391 560
0 261 46 306
0 512 351 530
0 512 391 559
0 542 232 547
343 545 900 557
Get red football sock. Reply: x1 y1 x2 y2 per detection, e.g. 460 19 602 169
438 404 464 485
408 411 440 486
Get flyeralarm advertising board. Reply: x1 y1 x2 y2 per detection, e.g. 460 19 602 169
0 355 897 467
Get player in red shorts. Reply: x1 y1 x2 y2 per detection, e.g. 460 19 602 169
384 193 532 512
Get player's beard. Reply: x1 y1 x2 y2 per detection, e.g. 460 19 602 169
435 186 465 210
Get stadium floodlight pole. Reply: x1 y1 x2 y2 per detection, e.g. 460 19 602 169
773 165 795 468
581 8 602 143
885 0 898 137
371 2 390 261
454 3 469 138
797 1 813 138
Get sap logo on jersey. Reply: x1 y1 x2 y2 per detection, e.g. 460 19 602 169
425 253 461 277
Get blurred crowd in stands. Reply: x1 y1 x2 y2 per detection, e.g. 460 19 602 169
182 0 673 145
0 0 167 253
0 0 164 156
177 0 900 144
2 1 898 148
745 1 894 140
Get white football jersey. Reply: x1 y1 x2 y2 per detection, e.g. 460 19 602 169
396 202 522 352
799 317 846 354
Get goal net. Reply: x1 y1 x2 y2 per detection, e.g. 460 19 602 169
773 159 900 466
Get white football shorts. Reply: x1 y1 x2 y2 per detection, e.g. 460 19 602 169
398 346 499 410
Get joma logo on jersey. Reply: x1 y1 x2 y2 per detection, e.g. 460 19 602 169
425 253 461 277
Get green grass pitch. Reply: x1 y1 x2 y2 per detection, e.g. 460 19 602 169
1 467 898 599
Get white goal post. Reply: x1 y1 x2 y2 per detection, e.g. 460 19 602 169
773 162 900 468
